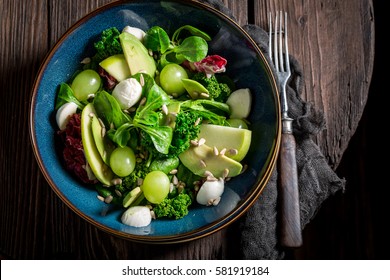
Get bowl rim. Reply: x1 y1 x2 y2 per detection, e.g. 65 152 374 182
29 0 281 244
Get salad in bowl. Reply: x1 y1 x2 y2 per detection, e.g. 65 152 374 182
30 0 280 242
55 24 253 228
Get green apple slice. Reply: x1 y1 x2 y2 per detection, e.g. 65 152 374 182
179 143 242 178
81 103 114 186
99 54 131 82
226 88 252 119
198 124 252 162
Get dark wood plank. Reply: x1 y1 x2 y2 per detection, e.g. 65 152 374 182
252 0 375 169
0 0 374 260
0 0 51 259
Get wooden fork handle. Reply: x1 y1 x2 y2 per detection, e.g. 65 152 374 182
279 132 303 247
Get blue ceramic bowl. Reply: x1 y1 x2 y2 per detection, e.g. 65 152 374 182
30 0 280 243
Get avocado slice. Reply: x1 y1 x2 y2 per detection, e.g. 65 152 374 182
119 32 157 78
198 124 252 162
178 143 242 178
81 103 114 186
99 54 131 82
91 115 115 165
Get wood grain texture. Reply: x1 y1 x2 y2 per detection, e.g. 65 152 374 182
252 0 375 169
0 0 374 259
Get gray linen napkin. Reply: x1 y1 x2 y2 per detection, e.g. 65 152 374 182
198 0 346 259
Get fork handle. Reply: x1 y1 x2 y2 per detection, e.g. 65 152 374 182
279 130 303 248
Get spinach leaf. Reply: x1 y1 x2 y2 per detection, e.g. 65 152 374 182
93 90 131 128
143 26 171 53
137 123 173 154
159 51 182 69
181 99 230 114
108 123 133 148
131 76 173 154
144 84 171 110
144 25 209 69
173 36 208 62
172 25 211 43
180 99 229 125
135 81 171 122
55 83 84 110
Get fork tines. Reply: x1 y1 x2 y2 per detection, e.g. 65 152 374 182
269 11 290 73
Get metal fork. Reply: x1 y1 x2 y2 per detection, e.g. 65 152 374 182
269 11 302 247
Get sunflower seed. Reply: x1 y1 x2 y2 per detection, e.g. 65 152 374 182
88 112 95 118
114 189 122 197
204 170 214 177
169 183 175 193
98 118 105 128
111 178 122 185
241 164 248 174
172 175 179 185
169 169 178 175
104 195 113 204
162 104 168 115
97 195 105 202
219 148 227 156
177 184 184 193
150 210 156 219
200 92 210 98
223 168 230 179
139 97 147 106
199 160 207 168
198 138 206 146
213 146 219 156
194 117 201 126
140 74 145 86
190 140 198 146
207 176 218 182
101 127 106 138
81 57 91 64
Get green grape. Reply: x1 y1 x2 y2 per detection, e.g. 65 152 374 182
109 146 136 177
159 63 188 96
227 118 248 129
71 69 101 101
141 171 170 204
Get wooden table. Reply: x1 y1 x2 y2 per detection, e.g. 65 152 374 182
0 0 374 259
